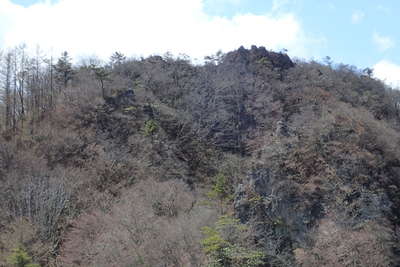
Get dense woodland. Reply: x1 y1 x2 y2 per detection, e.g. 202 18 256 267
0 45 400 266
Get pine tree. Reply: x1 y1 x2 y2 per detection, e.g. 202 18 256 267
54 51 74 91
90 64 112 99
109 51 126 69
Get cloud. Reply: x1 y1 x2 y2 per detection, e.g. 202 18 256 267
0 0 318 61
372 32 395 52
206 0 242 5
351 10 364 24
373 60 400 89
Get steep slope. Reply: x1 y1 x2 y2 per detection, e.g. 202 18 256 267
1 46 400 267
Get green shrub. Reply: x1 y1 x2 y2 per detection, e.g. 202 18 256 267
201 216 265 267
256 57 273 68
7 246 40 267
207 173 233 201
123 106 136 112
143 120 158 136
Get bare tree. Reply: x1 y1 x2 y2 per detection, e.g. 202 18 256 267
2 52 13 131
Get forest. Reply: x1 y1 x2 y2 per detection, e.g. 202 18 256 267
1 45 400 266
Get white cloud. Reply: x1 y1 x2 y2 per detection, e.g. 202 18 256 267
373 32 395 52
0 0 317 61
351 10 364 24
207 0 242 5
373 60 400 89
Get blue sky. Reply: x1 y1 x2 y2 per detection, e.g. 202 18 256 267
203 0 400 68
10 0 38 6
1 0 400 87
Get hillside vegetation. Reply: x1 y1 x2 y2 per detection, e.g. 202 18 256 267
1 46 400 266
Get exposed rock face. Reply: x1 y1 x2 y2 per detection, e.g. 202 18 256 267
233 132 400 265
276 120 289 137
234 168 324 247
223 45 295 70
104 88 135 108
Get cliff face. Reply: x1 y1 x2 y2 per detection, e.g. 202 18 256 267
1 46 400 266
223 45 295 70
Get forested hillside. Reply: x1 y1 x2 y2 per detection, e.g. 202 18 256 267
1 45 400 267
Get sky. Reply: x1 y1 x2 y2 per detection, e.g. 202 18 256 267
0 0 399 88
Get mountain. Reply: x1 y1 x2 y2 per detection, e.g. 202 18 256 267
1 46 400 267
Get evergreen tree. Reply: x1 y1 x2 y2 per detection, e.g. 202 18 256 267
109 51 126 69
54 51 74 90
7 246 40 267
90 64 112 99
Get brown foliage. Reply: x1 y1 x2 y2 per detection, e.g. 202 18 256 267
0 218 52 266
58 179 218 267
295 219 394 267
